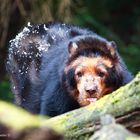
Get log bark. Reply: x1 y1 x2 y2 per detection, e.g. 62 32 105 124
89 115 140 140
0 72 140 139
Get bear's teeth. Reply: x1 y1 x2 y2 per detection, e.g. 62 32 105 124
86 98 97 102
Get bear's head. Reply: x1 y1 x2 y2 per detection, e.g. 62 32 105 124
62 35 132 106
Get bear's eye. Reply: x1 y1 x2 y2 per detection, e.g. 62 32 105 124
76 71 83 78
98 71 105 78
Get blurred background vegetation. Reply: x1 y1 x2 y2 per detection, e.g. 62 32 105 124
0 0 140 102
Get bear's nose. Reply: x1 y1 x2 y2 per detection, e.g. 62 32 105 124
85 86 97 95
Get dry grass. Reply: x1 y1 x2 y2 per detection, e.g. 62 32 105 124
0 0 72 48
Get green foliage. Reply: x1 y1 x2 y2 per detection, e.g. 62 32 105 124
0 81 13 102
120 44 140 75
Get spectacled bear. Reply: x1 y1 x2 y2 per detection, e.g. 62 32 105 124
6 22 133 116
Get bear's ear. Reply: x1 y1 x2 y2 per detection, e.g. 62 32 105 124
68 42 78 56
108 41 117 58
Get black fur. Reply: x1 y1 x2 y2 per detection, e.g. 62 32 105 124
6 22 133 116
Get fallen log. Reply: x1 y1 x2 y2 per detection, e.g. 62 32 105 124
0 72 140 139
